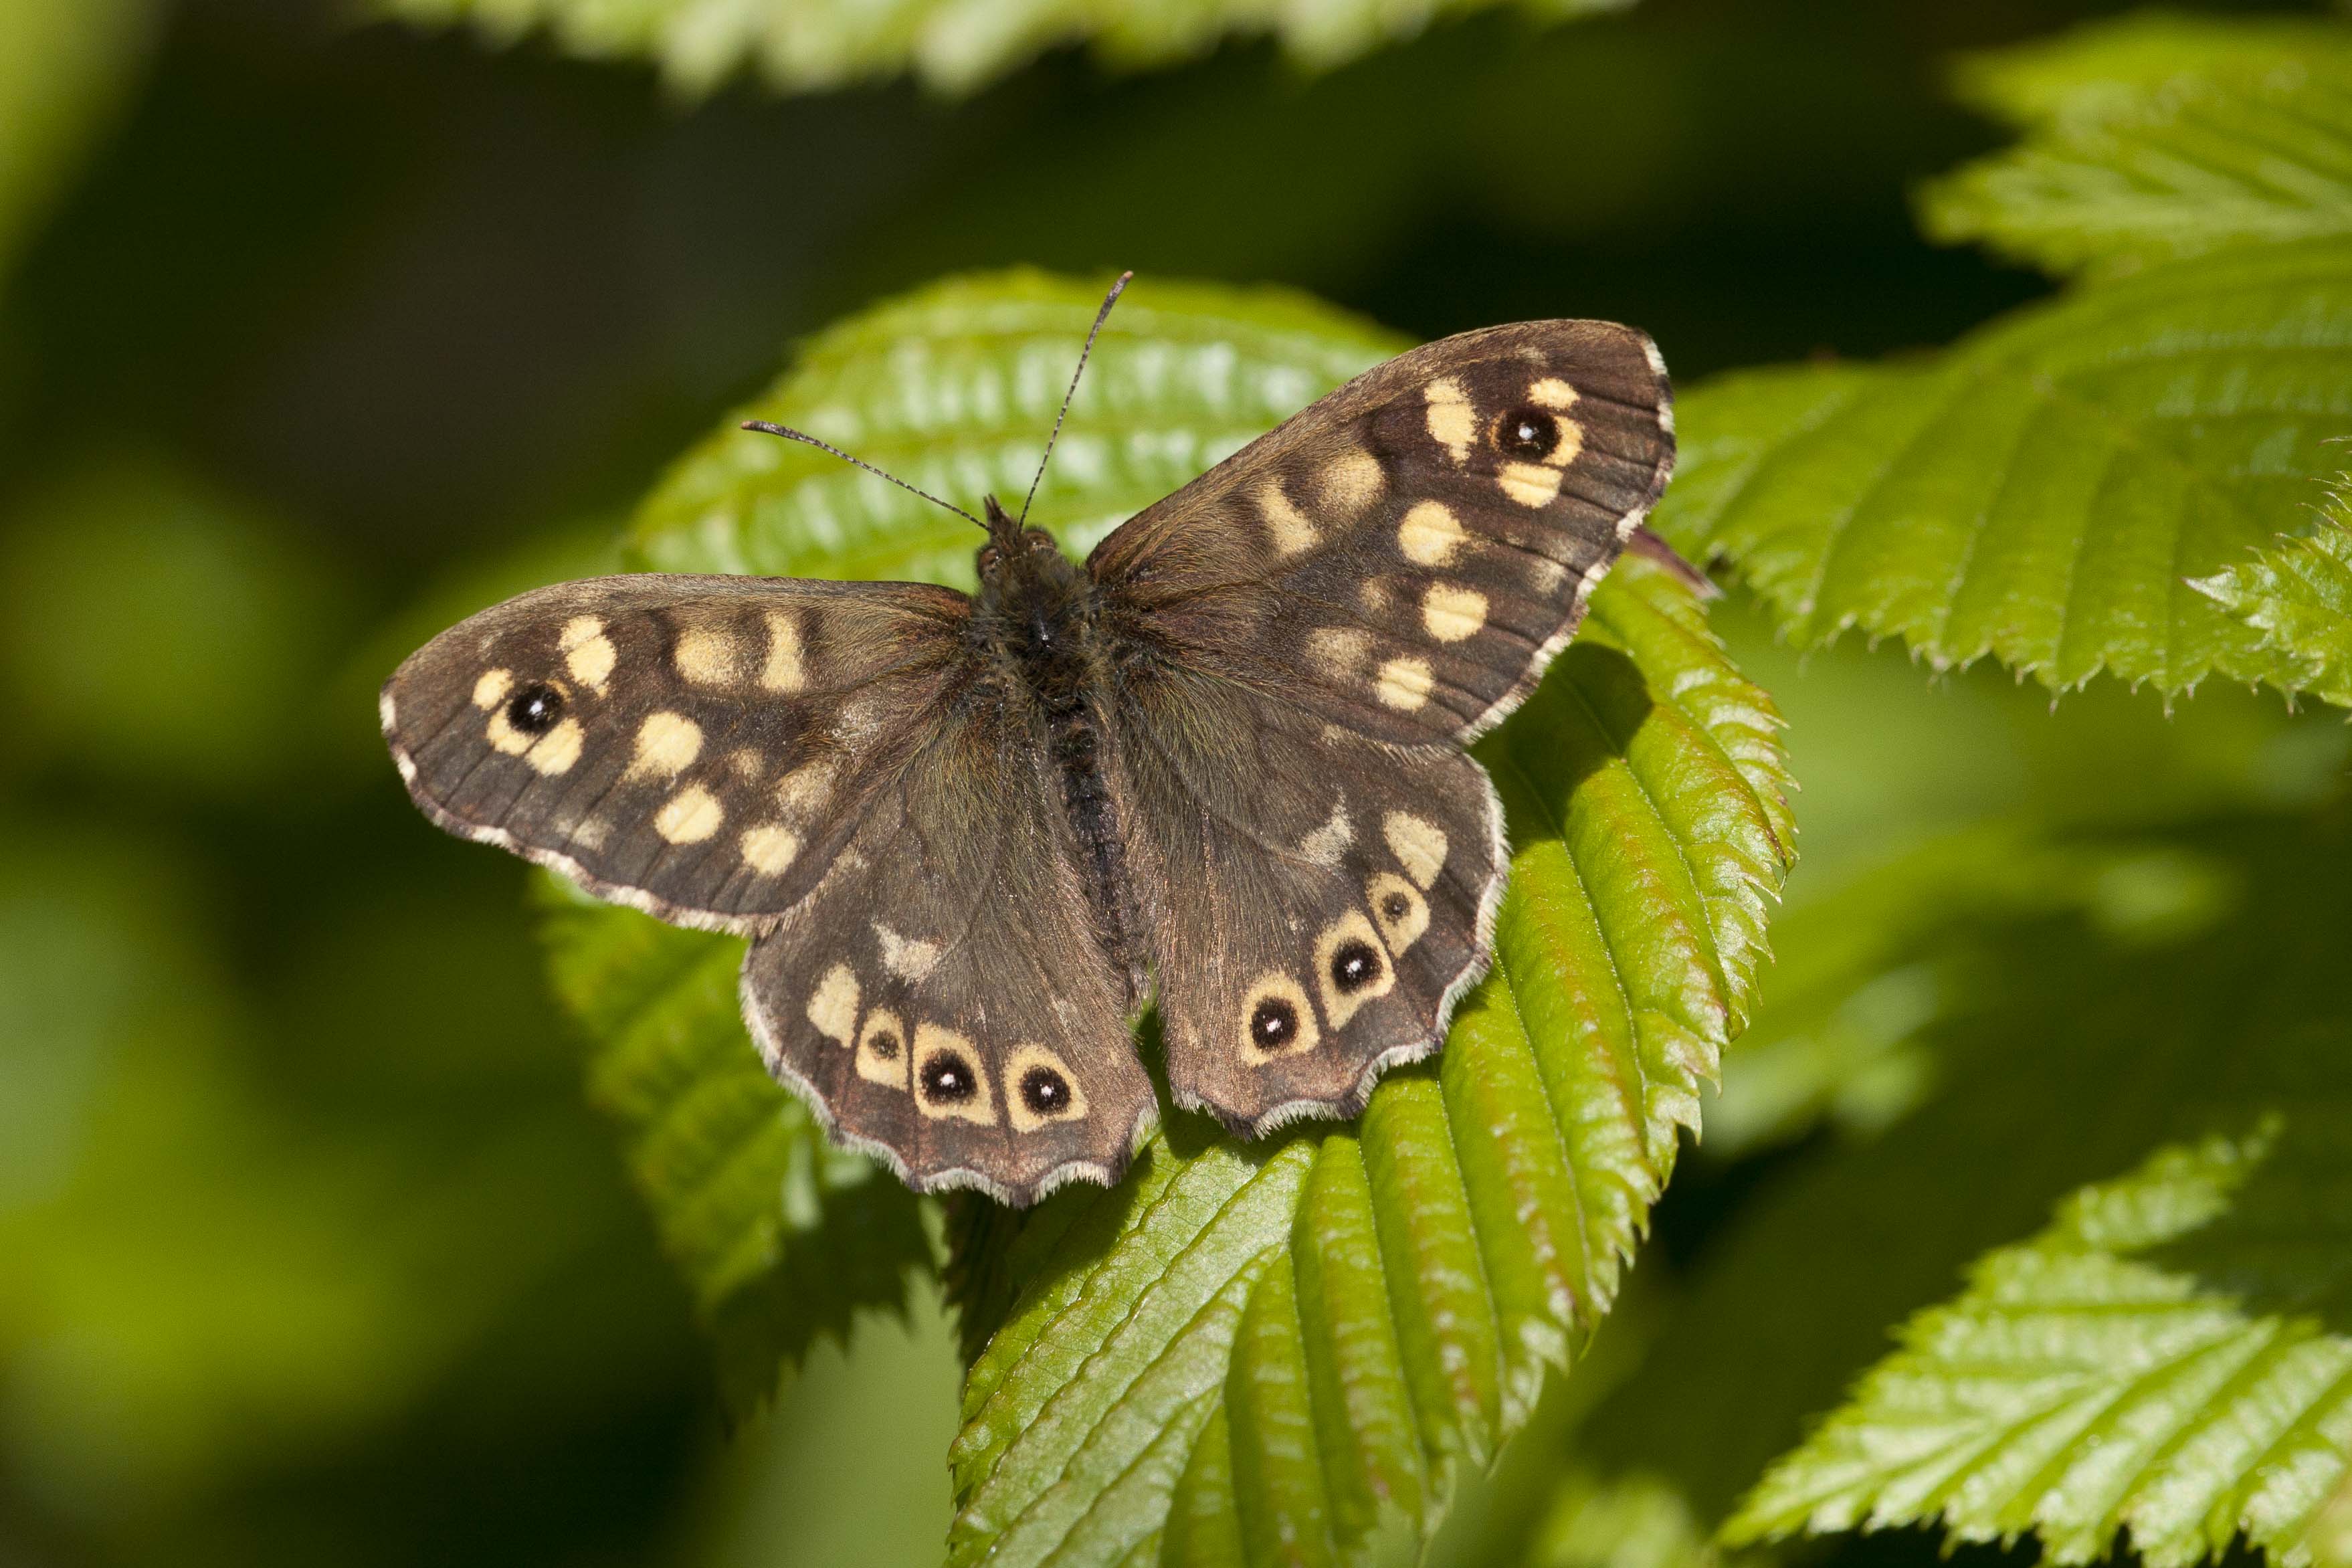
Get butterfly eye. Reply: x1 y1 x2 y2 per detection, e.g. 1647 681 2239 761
1250 996 1302 1050
1494 406 1558 462
1329 939 1383 994
920 1052 978 1104
1019 1065 1072 1116
504 683 565 735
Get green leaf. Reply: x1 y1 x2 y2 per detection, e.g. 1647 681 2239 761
551 272 1404 1403
1653 235 2352 696
632 269 1402 582
1920 15 2352 280
945 552 1793 1565
545 268 1791 1508
1504 803 2352 1568
375 0 1632 100
1725 1124 2352 1568
536 878 933 1414
2191 490 2352 710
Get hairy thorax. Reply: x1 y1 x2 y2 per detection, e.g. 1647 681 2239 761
975 522 1141 997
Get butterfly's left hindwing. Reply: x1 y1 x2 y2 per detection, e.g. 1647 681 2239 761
382 575 970 928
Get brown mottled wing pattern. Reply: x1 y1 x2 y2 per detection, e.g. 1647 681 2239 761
740 696 1155 1204
1103 658 1504 1133
383 575 968 928
384 573 1155 1201
1088 320 1673 1126
1090 320 1674 744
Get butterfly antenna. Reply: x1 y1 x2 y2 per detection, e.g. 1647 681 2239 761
739 420 985 530
1017 270 1132 528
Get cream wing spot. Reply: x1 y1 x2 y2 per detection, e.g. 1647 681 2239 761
761 611 805 692
1315 908 1395 1030
524 718 584 775
1384 811 1449 890
741 823 799 875
775 758 837 815
628 711 704 780
1527 377 1580 410
1298 799 1353 867
874 923 941 983
807 964 858 1046
1421 584 1489 643
484 706 532 757
913 1025 995 1125
1398 500 1466 567
1424 377 1475 464
856 1009 908 1090
1307 627 1373 681
1006 1044 1089 1132
1368 872 1431 955
1498 462 1565 508
655 786 724 844
674 625 743 686
1376 656 1434 712
1239 972 1320 1063
559 616 616 694
1257 478 1318 557
472 668 514 710
1318 450 1384 516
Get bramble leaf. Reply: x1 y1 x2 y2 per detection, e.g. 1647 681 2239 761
1727 1124 2352 1568
374 0 1632 100
945 553 1791 1564
1654 236 2352 696
540 270 1793 1541
1921 15 2352 280
2191 491 2352 710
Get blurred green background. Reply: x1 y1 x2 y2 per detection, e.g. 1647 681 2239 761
0 1 2337 1564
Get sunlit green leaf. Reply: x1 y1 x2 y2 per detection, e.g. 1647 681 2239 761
1921 15 2352 280
1727 1124 2352 1568
1654 236 2352 696
376 0 1632 100
945 551 1791 1563
555 271 1458 1409
1498 805 2351 1568
2191 492 2352 710
548 270 1793 1545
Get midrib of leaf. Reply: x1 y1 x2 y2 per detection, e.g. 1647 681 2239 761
949 555 1793 1565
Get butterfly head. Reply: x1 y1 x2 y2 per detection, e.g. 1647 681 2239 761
977 494 1061 579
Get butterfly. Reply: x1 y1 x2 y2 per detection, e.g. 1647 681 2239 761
382 278 1680 1205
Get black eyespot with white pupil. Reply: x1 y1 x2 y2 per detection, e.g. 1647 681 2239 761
1250 997 1300 1051
919 1052 975 1104
868 1029 899 1062
505 683 565 735
1331 939 1383 993
1019 1066 1071 1117
1496 406 1557 461
1381 891 1411 920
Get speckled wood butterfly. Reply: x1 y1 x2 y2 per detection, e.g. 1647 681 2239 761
383 282 1678 1205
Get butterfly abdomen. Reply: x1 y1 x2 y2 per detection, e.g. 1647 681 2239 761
977 534 1145 1001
